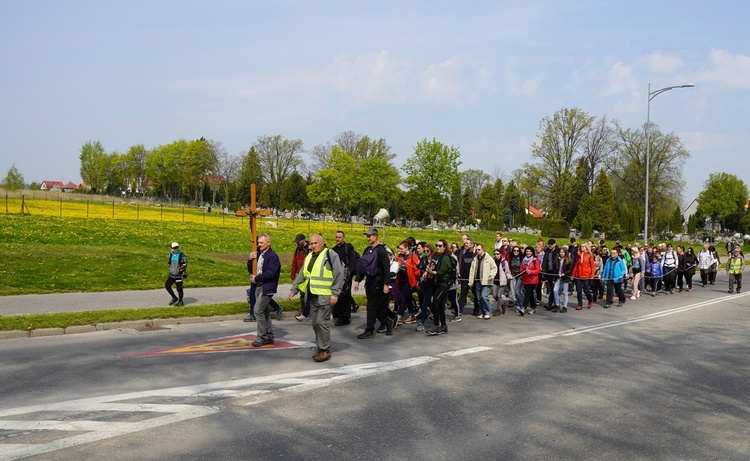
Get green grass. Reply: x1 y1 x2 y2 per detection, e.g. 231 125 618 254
0 296 371 331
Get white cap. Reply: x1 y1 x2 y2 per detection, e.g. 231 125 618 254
171 242 179 248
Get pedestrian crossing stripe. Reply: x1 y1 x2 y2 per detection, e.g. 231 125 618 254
124 334 313 357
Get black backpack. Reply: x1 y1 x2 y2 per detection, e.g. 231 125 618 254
357 246 380 277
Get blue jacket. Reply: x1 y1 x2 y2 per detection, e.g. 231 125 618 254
646 260 663 278
602 255 626 283
255 248 281 295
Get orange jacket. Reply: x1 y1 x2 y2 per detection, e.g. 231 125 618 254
572 250 596 279
399 252 421 288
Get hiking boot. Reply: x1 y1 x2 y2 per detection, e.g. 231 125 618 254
313 350 331 362
252 337 274 347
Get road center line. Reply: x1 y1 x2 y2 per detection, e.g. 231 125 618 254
506 293 745 345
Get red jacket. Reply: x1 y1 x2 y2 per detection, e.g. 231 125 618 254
399 252 421 289
290 245 308 280
572 251 596 279
520 258 541 285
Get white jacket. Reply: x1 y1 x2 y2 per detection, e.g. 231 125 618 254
469 254 497 286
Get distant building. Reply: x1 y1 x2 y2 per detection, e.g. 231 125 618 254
40 180 64 191
525 204 545 219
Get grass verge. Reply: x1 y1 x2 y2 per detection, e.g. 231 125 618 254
0 296 369 332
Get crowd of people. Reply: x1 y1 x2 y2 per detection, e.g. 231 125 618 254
234 228 745 362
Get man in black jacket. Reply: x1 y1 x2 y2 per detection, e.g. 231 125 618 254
354 227 392 338
331 230 359 326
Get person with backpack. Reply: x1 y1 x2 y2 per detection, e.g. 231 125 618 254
354 227 393 339
165 242 187 306
331 230 359 326
287 233 344 362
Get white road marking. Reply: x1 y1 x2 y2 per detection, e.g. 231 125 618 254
438 346 493 357
506 293 743 345
0 356 436 461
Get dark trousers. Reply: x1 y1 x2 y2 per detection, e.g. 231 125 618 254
431 286 449 327
458 280 476 314
576 279 592 306
523 284 537 309
165 276 183 301
365 283 390 333
663 267 677 292
607 280 625 304
334 279 353 321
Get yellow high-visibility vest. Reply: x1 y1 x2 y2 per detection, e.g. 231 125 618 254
299 249 334 295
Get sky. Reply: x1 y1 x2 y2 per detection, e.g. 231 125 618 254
1 0 748 206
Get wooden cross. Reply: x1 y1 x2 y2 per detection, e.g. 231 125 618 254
249 184 272 273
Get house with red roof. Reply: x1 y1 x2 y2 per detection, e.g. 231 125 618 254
40 180 64 191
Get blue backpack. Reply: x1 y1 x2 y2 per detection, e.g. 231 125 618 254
357 246 380 277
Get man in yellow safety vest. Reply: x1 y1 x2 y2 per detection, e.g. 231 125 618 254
288 233 344 362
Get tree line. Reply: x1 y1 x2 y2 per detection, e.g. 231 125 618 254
6 106 746 237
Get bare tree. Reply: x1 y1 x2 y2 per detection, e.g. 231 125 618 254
253 135 304 209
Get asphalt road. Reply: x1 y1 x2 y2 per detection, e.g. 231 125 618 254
1 275 749 460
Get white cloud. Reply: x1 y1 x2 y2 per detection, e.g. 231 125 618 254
679 130 745 152
605 61 638 95
696 49 750 90
504 71 545 96
418 57 465 105
645 52 683 73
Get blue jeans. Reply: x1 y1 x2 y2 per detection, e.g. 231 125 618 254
554 279 569 308
475 282 492 315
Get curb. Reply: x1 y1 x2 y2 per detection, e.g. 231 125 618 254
0 314 250 340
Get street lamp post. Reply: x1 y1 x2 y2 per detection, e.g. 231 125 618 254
644 83 694 246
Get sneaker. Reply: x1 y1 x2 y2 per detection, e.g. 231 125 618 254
516 307 525 316
526 308 536 315
551 306 560 313
630 295 636 300
168 297 179 306
415 323 425 332
450 315 462 322
276 308 283 320
728 290 734 293
243 314 256 322
175 300 184 306
357 331 374 339
687 287 692 292
560 307 567 313
616 302 623 307
576 306 582 310
295 314 307 322
476 314 483 319
483 314 491 319
438 325 448 335
377 325 387 333
603 304 611 309
396 316 403 326
425 327 439 336
405 315 416 324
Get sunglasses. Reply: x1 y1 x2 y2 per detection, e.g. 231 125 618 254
436 244 444 248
